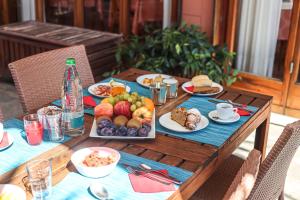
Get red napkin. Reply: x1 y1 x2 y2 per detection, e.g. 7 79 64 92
83 96 97 107
185 86 194 93
0 132 9 148
128 170 176 193
237 108 251 116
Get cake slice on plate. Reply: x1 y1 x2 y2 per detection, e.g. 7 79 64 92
171 107 201 130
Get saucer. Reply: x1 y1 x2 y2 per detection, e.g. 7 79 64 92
0 133 14 151
208 110 240 124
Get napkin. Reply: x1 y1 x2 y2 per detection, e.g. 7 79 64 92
185 86 194 93
128 170 176 193
237 108 251 116
0 132 9 148
83 96 97 107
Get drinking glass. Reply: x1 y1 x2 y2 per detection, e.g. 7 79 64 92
26 159 52 200
163 78 178 98
45 110 63 142
24 114 43 145
150 82 167 105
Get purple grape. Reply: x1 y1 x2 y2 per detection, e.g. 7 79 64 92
127 128 138 137
142 123 151 132
97 119 112 129
99 127 115 136
138 127 149 137
115 126 128 136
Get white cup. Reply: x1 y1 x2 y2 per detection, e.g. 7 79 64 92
216 103 237 120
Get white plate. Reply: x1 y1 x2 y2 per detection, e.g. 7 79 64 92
208 110 240 124
88 82 131 98
0 184 26 200
159 112 209 133
89 110 156 139
136 74 172 88
182 81 223 96
0 133 14 151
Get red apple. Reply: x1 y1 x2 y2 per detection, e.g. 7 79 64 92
114 101 131 118
94 103 113 117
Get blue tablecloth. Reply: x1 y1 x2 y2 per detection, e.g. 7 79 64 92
52 152 193 200
0 119 70 175
156 97 258 147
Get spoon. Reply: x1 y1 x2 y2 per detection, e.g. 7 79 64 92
90 182 110 200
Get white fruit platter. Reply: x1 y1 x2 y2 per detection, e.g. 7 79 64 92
89 110 155 139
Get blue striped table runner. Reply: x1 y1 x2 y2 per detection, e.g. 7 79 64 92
52 152 193 200
156 96 258 147
0 119 70 175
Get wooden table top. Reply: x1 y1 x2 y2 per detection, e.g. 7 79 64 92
1 68 273 200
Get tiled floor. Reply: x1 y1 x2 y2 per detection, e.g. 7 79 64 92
0 81 299 199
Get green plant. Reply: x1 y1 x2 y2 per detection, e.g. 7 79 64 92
114 23 239 86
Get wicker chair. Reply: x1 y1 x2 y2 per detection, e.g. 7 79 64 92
0 107 3 122
191 120 300 200
9 45 95 113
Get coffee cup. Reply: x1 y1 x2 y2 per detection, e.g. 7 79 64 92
216 103 237 120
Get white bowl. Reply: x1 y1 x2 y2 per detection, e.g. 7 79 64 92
71 147 120 178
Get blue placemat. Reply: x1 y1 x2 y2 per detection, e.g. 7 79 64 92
0 119 70 175
52 77 150 115
52 152 193 200
156 97 258 147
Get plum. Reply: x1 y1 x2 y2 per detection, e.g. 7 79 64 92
116 126 128 136
142 123 151 132
99 127 115 136
127 128 138 137
97 119 112 129
137 127 149 137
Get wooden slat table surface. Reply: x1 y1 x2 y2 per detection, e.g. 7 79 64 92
1 68 272 200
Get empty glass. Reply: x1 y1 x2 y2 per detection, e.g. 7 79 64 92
45 110 63 142
163 78 178 98
150 82 167 105
26 159 52 200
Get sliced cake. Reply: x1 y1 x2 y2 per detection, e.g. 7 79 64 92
171 107 201 130
171 107 188 127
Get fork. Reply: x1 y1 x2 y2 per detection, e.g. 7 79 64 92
124 165 172 185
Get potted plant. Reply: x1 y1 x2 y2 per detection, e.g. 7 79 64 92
112 23 239 86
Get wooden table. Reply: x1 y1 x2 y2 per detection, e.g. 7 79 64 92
1 68 272 200
0 21 122 81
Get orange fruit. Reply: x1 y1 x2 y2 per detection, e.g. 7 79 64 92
101 98 110 104
143 97 155 112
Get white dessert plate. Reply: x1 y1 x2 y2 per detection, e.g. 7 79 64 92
88 82 131 98
182 81 223 96
159 112 209 133
0 184 26 200
0 133 14 151
89 110 155 139
208 110 240 124
136 74 172 88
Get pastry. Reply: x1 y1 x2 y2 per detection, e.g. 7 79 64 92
192 75 212 87
171 107 188 127
186 109 201 130
171 107 201 130
193 86 220 94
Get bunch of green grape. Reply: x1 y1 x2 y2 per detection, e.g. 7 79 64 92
108 92 146 112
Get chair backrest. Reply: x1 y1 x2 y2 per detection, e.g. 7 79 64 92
247 120 300 200
223 149 261 200
9 45 95 113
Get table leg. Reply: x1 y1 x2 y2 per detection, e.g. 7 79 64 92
254 112 271 161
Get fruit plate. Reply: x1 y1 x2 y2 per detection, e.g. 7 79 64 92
159 112 209 133
182 81 223 97
136 74 172 88
0 184 26 200
88 82 131 98
89 110 156 139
